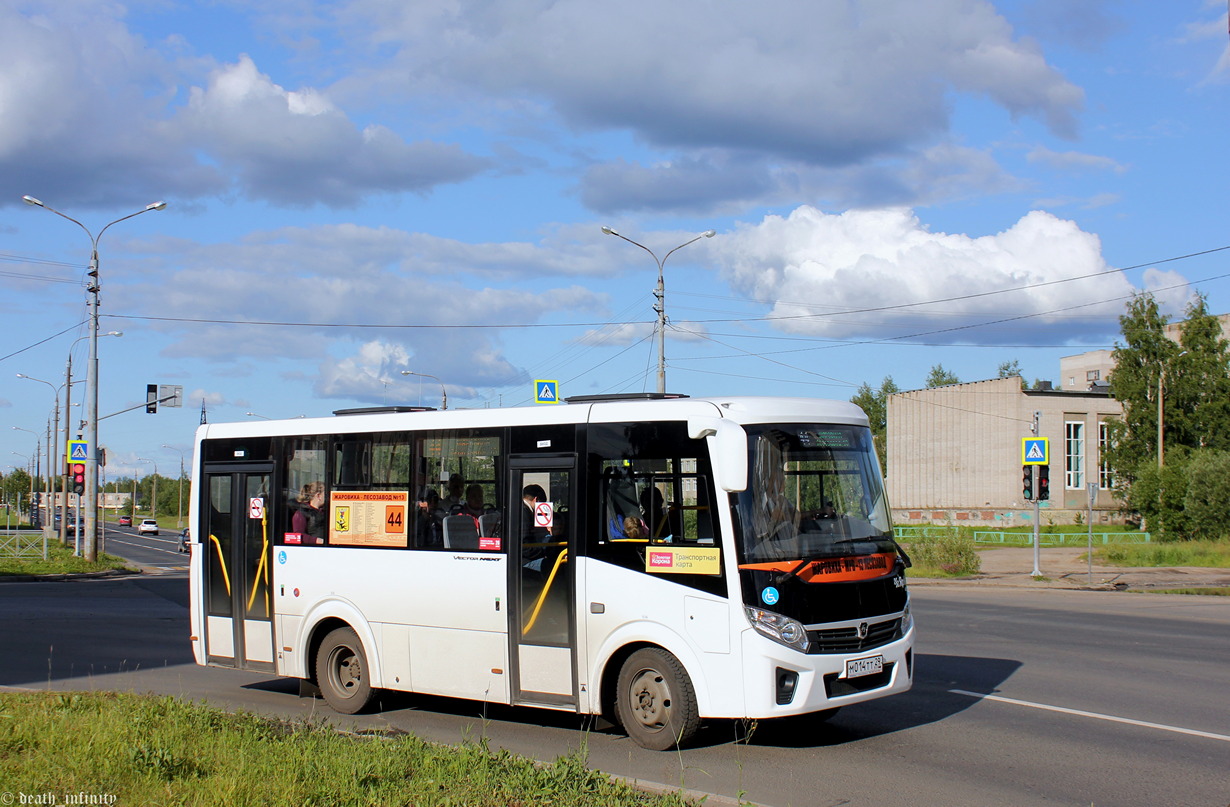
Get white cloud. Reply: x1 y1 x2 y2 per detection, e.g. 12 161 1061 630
173 56 489 206
0 7 488 209
354 0 1083 155
580 143 1018 214
109 223 610 387
714 206 1167 344
1026 147 1127 173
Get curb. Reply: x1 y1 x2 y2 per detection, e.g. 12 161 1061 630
0 568 141 584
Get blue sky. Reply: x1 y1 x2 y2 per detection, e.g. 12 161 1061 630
2 0 1228 484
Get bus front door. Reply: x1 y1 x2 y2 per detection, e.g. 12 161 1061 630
509 458 576 707
201 465 276 672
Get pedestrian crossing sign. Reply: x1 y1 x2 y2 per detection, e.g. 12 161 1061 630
67 440 90 462
1022 438 1049 465
535 380 559 404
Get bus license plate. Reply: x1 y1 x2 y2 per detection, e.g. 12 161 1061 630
844 655 883 679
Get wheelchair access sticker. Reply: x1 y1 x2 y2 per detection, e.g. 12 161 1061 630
761 586 780 605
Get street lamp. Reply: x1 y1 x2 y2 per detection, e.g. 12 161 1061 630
137 457 158 519
23 195 166 562
10 428 43 518
161 444 185 529
601 226 716 394
63 331 119 546
15 375 58 532
400 371 447 410
10 453 34 522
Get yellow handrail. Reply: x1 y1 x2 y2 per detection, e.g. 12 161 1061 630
246 512 270 616
522 548 569 635
208 533 231 596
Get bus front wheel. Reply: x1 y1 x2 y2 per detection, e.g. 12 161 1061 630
616 648 700 750
316 627 374 715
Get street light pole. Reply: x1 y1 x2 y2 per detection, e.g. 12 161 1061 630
138 458 158 519
601 227 715 394
15 375 59 531
400 371 447 410
162 445 185 529
23 195 166 562
62 332 119 546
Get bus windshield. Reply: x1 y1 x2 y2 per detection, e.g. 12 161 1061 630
734 424 893 564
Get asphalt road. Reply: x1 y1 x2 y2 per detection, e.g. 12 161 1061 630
99 520 189 569
0 574 1226 807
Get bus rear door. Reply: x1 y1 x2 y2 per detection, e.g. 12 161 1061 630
508 457 576 707
200 464 276 672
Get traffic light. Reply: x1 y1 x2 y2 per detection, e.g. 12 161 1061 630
1037 464 1050 501
146 383 158 414
1022 465 1035 501
71 463 86 497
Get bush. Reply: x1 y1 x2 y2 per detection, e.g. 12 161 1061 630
1125 447 1230 541
1184 450 1230 541
905 527 981 576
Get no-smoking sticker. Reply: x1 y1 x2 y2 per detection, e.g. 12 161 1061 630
534 501 553 528
249 497 265 519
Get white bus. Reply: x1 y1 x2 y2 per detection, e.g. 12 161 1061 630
187 394 913 750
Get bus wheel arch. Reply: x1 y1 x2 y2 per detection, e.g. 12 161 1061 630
612 645 701 751
313 624 376 715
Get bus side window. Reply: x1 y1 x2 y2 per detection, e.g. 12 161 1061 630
586 422 725 596
282 437 328 546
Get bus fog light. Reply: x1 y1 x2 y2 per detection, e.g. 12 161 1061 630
775 667 798 704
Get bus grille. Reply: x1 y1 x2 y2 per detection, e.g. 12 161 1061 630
807 617 901 654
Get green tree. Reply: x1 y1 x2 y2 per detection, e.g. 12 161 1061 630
1104 293 1175 490
997 359 1022 378
925 364 960 388
2 469 34 508
1169 294 1230 451
1183 450 1230 541
1106 293 1230 540
851 376 899 467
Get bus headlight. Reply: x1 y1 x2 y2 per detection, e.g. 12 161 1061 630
745 607 810 653
901 602 913 635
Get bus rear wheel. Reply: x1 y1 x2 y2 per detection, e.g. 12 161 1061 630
316 627 374 715
616 648 700 751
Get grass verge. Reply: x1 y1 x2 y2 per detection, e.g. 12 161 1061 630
1096 540 1230 568
0 691 698 807
0 538 135 577
1130 587 1230 596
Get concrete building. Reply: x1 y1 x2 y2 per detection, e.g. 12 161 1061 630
886 376 1122 527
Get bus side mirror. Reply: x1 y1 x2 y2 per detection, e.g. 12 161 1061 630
689 417 747 493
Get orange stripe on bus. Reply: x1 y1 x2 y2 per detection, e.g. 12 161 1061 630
739 552 898 583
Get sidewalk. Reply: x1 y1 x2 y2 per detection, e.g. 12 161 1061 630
910 546 1230 591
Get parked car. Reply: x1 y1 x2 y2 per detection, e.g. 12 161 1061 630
137 519 159 535
118 515 132 527
178 528 190 553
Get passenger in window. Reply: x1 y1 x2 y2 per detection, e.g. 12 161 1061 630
640 486 678 542
416 488 443 547
441 474 465 511
623 516 646 540
521 484 550 573
292 482 327 545
458 484 486 521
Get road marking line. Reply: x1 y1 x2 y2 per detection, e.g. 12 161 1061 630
950 690 1230 743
